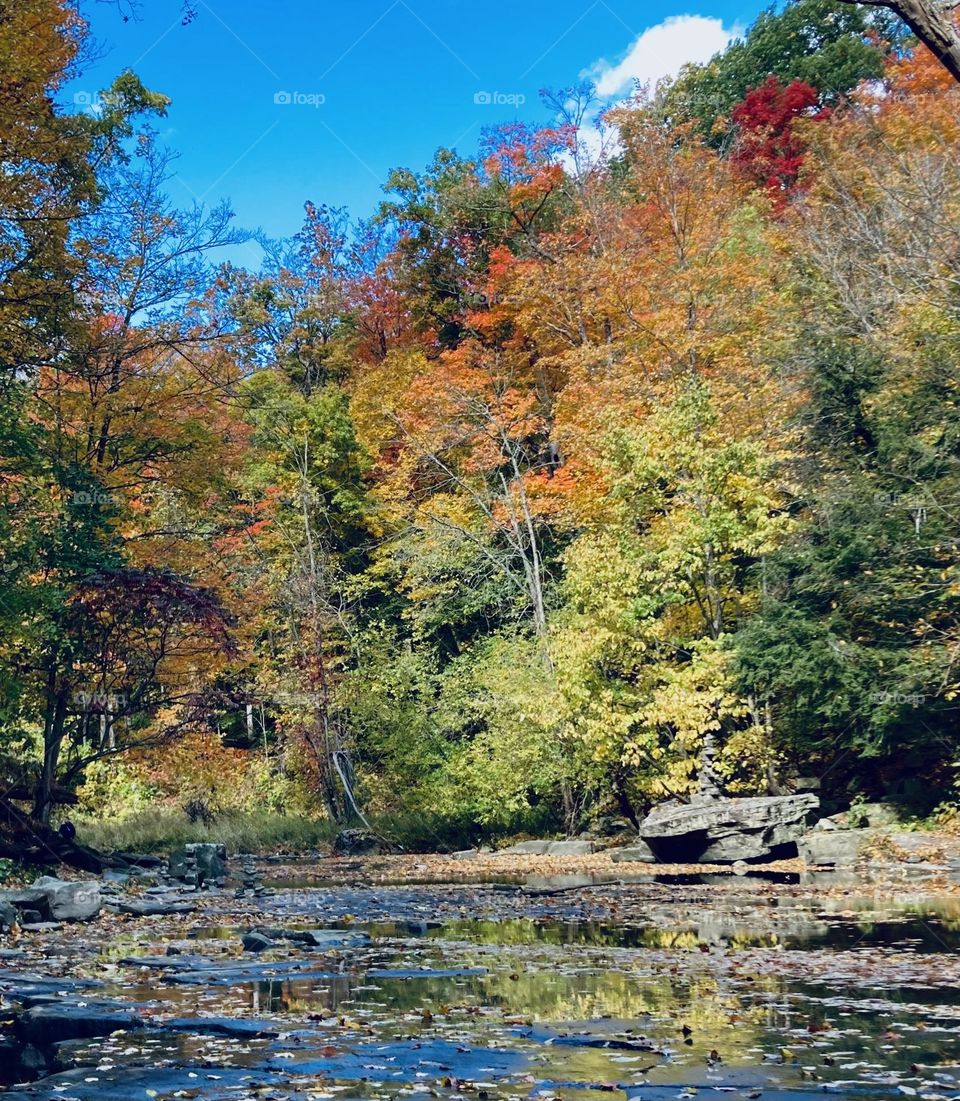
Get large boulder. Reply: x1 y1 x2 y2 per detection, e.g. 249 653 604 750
638 793 819 864
168 842 227 885
30 877 101 921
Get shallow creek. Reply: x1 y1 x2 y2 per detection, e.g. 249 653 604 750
2 874 960 1101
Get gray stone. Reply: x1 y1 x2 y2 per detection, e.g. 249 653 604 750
168 842 227 885
845 802 901 828
451 849 479 861
812 817 839 831
545 840 595 856
500 840 551 855
0 901 17 930
639 793 819 863
798 828 875 866
610 841 657 863
241 931 274 953
31 876 101 921
0 887 51 921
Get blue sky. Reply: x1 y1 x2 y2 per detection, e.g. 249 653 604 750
71 0 762 249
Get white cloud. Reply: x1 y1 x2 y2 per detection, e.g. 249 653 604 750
586 14 737 99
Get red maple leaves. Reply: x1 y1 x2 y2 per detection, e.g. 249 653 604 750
730 75 830 208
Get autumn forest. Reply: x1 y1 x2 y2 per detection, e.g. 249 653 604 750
2 0 960 853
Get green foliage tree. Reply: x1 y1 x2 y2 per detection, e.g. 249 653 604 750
659 0 906 142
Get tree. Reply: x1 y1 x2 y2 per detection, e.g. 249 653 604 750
843 0 960 84
225 203 352 394
734 54 960 802
32 567 233 822
1 103 246 819
730 76 829 205
228 368 369 822
658 0 905 143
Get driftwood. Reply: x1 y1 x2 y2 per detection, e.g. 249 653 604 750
0 797 110 873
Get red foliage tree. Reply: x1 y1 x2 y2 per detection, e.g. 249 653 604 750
730 76 830 207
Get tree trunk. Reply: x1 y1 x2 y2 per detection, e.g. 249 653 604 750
846 0 960 84
35 676 68 824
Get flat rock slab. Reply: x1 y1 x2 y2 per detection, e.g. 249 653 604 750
500 839 596 856
0 971 103 998
0 1041 527 1101
114 898 197 916
546 840 596 855
500 840 552 854
639 794 818 863
16 1004 145 1045
262 1037 526 1080
117 954 215 970
610 841 657 863
159 1015 282 1038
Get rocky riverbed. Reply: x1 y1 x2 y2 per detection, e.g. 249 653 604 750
2 855 960 1100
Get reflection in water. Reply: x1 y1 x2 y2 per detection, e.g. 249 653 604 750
25 890 960 1101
